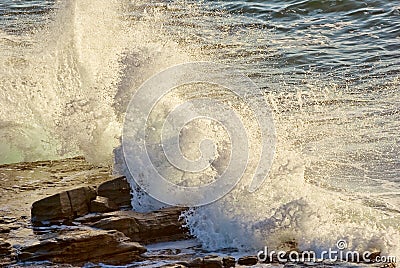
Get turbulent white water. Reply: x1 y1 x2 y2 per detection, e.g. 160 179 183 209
1 0 399 259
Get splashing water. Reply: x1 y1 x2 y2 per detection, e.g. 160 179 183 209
0 0 194 164
1 0 399 259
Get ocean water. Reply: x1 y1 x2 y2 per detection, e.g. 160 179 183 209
1 0 399 259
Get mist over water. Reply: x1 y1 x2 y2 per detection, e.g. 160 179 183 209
0 0 399 258
0 0 194 164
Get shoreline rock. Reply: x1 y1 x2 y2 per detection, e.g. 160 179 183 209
237 255 258 266
25 173 190 265
97 176 132 209
31 186 96 226
18 229 146 265
30 176 189 244
31 177 133 226
0 238 13 266
90 196 119 213
75 207 189 243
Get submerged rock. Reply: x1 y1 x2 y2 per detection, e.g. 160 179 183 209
97 176 132 208
31 186 96 225
18 229 146 265
75 207 188 243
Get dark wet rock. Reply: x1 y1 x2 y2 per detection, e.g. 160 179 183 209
187 256 223 268
0 239 11 256
203 255 223 268
0 225 10 234
75 207 188 243
90 196 118 213
31 186 96 225
18 229 146 265
237 255 258 266
0 238 13 266
223 256 236 267
97 176 132 208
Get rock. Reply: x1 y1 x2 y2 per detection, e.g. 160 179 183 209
0 239 13 266
0 224 19 234
0 225 10 234
188 257 203 267
31 186 96 225
0 216 17 224
203 255 223 268
237 256 258 266
158 248 182 255
0 239 11 256
223 256 236 267
97 176 132 208
18 229 146 265
187 256 223 268
90 196 118 213
75 207 188 243
386 263 397 268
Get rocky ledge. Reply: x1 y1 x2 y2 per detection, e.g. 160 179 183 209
30 176 134 226
0 157 190 266
3 161 188 265
0 157 396 268
18 229 146 265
